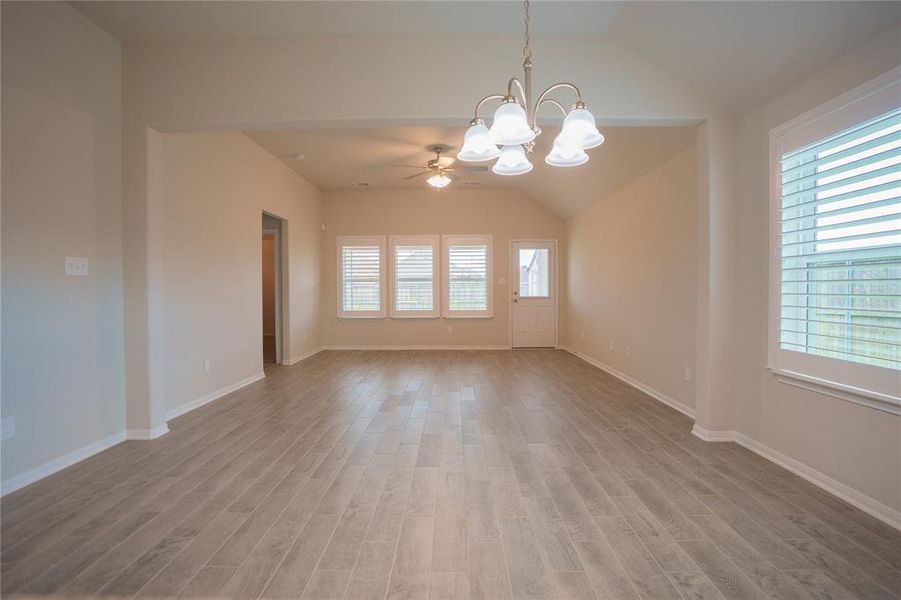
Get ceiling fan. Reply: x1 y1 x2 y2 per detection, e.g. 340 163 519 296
393 144 488 188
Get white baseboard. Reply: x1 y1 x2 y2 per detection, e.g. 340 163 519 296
126 423 170 440
165 372 266 421
282 347 324 366
560 345 695 419
320 345 512 351
689 426 900 531
1 430 127 496
690 424 738 442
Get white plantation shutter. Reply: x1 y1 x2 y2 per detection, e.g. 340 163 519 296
779 108 900 370
391 236 439 318
338 237 386 318
444 236 492 317
770 71 900 408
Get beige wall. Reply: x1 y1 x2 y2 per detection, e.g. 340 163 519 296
159 131 321 414
564 147 698 411
1 2 124 486
321 189 564 348
731 24 901 515
262 234 276 336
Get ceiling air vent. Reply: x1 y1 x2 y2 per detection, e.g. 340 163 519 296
463 180 481 187
353 181 371 188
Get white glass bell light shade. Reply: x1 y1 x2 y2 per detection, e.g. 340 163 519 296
488 101 536 146
559 107 605 149
457 123 501 162
426 171 452 189
545 136 589 167
492 145 533 176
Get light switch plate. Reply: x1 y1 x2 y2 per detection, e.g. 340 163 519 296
65 256 89 276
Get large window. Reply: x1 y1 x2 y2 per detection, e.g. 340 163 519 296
443 235 493 318
390 235 439 318
770 68 900 410
337 236 386 318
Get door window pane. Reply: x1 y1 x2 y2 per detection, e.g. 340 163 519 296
519 248 549 297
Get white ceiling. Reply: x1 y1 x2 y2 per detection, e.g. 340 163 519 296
245 125 697 218
71 1 625 40
72 1 900 115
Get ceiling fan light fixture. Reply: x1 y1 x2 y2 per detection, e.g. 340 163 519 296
426 171 453 189
458 121 501 162
488 99 536 146
545 136 589 167
492 145 533 176
559 106 605 149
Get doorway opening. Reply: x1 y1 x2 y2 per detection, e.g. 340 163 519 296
262 213 284 366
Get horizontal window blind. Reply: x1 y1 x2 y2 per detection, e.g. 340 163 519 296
395 245 434 312
447 244 488 312
341 245 381 312
779 107 900 371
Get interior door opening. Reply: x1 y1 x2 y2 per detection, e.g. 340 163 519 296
511 240 557 348
262 213 284 366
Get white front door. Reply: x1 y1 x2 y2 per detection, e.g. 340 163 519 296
511 241 556 348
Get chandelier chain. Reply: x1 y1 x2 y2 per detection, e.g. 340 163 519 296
522 0 532 62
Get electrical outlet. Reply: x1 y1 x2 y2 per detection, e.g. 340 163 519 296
626 345 632 357
580 330 585 340
1 417 15 441
448 325 454 334
203 359 211 374
609 340 614 352
65 256 89 277
684 366 692 382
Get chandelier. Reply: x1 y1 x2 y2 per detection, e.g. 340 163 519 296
457 0 604 175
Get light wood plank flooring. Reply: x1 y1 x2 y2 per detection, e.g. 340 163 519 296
2 349 899 599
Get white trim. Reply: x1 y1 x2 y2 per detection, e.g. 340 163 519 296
126 423 170 440
442 234 494 319
165 371 266 421
337 235 387 319
509 239 559 349
321 345 510 351
560 345 695 418
0 430 127 496
689 427 901 532
282 347 324 366
690 424 738 442
389 235 440 319
770 367 901 416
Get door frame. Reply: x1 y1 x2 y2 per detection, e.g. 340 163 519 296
262 211 287 365
508 239 559 349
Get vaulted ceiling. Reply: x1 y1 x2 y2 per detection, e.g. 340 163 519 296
74 1 900 114
245 125 697 219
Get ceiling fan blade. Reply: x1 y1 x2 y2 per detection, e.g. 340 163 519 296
403 171 428 180
392 165 428 169
437 156 456 167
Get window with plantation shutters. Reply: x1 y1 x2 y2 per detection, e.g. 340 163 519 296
337 236 386 318
770 69 900 411
443 235 493 318
390 236 439 318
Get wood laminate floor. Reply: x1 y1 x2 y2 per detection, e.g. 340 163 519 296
2 349 899 599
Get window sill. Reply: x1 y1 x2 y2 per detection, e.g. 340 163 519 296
443 315 493 320
338 315 386 320
390 315 440 320
768 367 901 416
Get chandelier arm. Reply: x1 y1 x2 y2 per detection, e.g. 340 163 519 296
535 98 568 118
473 93 507 121
532 82 583 126
506 77 528 112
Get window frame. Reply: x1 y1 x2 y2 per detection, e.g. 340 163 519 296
336 235 387 319
442 234 494 319
768 67 901 415
389 235 440 319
